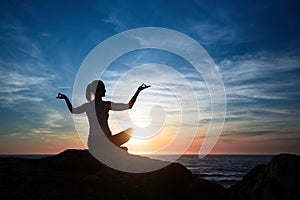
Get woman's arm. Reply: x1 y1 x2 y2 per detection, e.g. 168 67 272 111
56 93 87 114
129 83 151 108
110 83 150 111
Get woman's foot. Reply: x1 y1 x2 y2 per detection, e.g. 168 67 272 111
120 146 128 152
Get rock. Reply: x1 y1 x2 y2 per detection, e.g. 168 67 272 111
2 150 299 200
229 153 300 200
0 149 227 200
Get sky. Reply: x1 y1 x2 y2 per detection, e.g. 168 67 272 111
0 0 299 155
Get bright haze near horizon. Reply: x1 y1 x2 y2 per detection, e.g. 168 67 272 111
0 0 299 155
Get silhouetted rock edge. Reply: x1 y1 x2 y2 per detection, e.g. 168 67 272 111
1 149 299 200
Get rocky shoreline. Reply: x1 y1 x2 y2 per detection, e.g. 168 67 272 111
0 149 299 200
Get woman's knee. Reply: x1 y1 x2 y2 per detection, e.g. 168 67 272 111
124 128 133 135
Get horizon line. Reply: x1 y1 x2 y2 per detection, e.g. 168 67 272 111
1 151 298 156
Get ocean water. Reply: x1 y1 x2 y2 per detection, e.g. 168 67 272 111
148 154 273 188
0 154 273 188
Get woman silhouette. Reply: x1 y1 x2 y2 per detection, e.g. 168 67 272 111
57 80 150 151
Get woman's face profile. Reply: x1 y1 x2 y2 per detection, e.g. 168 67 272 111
102 87 106 97
96 82 106 97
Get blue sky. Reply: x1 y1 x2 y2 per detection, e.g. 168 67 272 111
0 0 299 154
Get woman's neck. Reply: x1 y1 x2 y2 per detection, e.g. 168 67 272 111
95 97 102 102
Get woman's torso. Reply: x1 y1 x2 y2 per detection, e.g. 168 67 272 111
86 100 111 136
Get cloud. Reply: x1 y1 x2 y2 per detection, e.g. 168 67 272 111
102 8 129 32
181 2 246 46
219 52 300 101
0 69 54 106
209 50 300 140
189 23 239 45
103 10 123 27
0 22 58 107
221 129 300 143
0 21 79 147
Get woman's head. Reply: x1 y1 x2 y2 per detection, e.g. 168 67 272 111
86 80 106 101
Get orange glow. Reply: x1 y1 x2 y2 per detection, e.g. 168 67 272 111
125 128 180 154
126 134 168 154
0 133 85 155
1 129 299 155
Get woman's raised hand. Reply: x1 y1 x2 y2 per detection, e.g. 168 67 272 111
138 83 151 92
56 93 68 99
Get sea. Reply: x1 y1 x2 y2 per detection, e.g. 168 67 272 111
0 154 273 188
148 154 273 188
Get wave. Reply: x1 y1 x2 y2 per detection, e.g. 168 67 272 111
154 154 273 188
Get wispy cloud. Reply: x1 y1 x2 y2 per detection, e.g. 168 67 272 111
102 8 129 32
0 69 54 106
103 10 123 26
0 21 57 106
217 51 300 139
220 52 300 101
188 23 239 45
0 21 78 147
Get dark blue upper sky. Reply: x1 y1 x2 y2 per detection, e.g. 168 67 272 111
0 0 299 154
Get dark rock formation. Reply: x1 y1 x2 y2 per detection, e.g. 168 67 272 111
0 149 227 200
1 150 299 200
229 153 300 200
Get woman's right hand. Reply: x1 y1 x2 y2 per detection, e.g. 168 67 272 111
138 83 151 92
56 93 68 99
